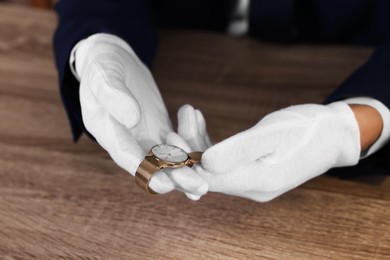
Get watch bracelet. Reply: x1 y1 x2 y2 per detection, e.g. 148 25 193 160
135 160 159 195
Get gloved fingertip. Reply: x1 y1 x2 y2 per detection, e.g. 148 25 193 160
124 114 140 129
195 181 208 196
182 180 208 198
195 109 206 126
165 132 191 152
109 107 140 130
178 104 197 136
185 193 202 201
178 104 195 117
149 171 175 194
120 98 141 129
201 148 225 173
102 85 141 129
166 167 208 195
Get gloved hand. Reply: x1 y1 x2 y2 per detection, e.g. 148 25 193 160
72 33 207 199
175 102 361 202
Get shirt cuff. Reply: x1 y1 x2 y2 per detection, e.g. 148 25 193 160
341 97 390 159
227 0 250 36
69 40 83 82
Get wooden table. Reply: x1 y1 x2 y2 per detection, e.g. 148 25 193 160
0 4 389 259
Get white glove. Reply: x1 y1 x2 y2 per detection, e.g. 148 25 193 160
165 104 213 200
72 33 207 198
175 102 361 202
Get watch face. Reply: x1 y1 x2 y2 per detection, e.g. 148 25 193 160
151 144 188 163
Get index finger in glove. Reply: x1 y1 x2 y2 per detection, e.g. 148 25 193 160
165 167 208 197
178 104 212 151
149 167 207 200
80 85 145 175
202 115 308 173
81 63 141 129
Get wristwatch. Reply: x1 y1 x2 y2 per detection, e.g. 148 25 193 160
135 144 202 195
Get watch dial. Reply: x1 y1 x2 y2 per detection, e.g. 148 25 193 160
151 144 188 163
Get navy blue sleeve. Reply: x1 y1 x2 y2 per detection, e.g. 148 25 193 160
325 0 390 108
53 0 159 141
324 0 390 176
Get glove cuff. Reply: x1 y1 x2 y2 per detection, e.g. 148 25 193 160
341 97 390 159
69 33 138 81
326 102 361 167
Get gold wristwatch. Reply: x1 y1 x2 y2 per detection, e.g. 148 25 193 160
135 144 202 194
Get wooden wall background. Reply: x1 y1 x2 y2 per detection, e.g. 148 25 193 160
2 0 54 8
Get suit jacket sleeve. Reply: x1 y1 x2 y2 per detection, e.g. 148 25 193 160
53 0 158 141
324 0 390 175
325 0 390 109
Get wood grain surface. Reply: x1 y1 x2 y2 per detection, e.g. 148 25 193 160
0 4 389 260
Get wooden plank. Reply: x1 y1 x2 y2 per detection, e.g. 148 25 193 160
29 0 52 9
0 4 389 260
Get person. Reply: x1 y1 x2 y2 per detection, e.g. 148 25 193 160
53 0 390 202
